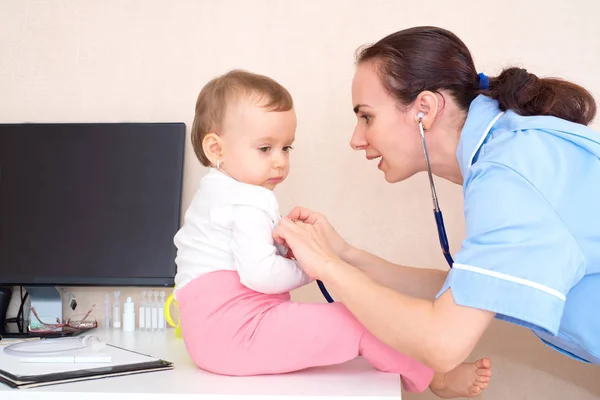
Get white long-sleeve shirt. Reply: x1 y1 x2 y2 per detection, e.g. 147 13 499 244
173 168 312 298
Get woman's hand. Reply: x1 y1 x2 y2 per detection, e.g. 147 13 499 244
281 206 352 260
273 218 342 281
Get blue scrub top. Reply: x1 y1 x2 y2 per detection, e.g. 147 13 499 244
437 94 600 364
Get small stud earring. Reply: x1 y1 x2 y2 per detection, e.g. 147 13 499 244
216 160 221 169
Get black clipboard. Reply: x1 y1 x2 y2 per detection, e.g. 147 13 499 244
0 344 174 389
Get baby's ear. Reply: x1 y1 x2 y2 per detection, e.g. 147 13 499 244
202 133 223 165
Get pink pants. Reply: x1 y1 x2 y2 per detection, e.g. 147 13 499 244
178 270 434 392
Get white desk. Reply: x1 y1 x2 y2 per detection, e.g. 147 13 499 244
1 328 402 399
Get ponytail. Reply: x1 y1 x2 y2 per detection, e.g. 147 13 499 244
356 27 597 126
486 67 596 126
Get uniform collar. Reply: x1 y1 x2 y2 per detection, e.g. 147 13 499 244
457 95 505 176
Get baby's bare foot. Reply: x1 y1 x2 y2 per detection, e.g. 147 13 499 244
429 357 492 398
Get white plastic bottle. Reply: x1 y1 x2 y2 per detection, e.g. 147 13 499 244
158 291 166 331
145 292 152 331
104 293 111 328
113 290 121 329
151 291 159 331
123 296 135 332
138 290 146 330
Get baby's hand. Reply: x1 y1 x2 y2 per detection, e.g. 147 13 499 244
285 247 296 260
274 236 295 260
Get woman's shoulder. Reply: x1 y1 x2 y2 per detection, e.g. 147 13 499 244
476 110 600 176
466 110 600 228
495 109 599 142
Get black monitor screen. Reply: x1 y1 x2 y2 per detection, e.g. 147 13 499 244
0 123 185 286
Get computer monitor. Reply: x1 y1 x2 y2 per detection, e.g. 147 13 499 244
0 123 185 336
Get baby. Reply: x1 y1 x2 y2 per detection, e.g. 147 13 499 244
173 69 491 398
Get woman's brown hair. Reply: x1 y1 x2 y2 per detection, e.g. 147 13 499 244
356 26 596 125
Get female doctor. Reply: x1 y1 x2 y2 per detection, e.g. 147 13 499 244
274 26 600 372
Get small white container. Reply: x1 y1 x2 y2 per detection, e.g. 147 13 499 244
122 296 135 332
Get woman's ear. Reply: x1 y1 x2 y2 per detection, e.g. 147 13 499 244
413 91 439 129
202 133 223 166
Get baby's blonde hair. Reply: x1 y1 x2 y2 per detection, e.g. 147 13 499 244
191 69 294 167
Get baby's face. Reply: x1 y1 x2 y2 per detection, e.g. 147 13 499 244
220 99 296 190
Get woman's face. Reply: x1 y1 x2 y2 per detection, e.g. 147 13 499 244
350 62 426 183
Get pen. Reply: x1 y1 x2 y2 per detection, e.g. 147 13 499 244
20 355 112 363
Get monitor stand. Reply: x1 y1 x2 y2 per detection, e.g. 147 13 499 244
1 286 92 339
0 286 12 334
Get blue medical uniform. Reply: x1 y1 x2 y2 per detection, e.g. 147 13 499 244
437 94 600 364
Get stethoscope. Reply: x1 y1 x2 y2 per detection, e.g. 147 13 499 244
317 111 453 303
416 111 454 268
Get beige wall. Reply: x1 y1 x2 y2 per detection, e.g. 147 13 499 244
1 0 599 398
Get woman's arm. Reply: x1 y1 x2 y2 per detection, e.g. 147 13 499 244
284 206 447 300
274 216 494 372
342 246 448 301
323 258 495 372
277 207 491 368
